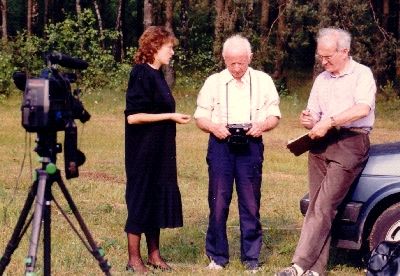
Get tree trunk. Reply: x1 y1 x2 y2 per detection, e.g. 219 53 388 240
143 0 153 30
273 0 287 79
163 0 175 88
114 0 126 61
243 0 254 36
179 0 189 53
93 0 105 49
213 0 237 68
44 0 49 26
313 0 329 79
256 0 269 70
76 0 81 15
1 0 7 43
27 0 32 35
136 0 144 38
260 0 269 36
32 0 39 35
382 0 389 30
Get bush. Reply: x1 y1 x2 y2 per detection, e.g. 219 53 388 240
0 50 15 99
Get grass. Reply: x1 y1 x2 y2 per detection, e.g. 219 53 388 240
0 74 399 275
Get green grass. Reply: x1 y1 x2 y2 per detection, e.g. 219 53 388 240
0 75 399 275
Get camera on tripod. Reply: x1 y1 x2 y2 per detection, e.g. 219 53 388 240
13 51 91 179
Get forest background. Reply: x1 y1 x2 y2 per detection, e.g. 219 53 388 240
0 0 400 97
0 0 400 275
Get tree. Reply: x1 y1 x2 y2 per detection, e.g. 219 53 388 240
273 0 289 79
44 0 50 26
76 0 81 15
143 0 153 29
213 0 237 67
179 0 189 53
163 0 175 87
27 0 32 35
114 0 126 61
1 0 7 43
93 0 105 49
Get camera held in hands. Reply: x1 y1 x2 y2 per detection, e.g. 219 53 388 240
227 123 252 146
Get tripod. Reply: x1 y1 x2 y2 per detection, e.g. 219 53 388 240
0 132 111 275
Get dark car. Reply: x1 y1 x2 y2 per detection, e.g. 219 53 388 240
300 141 400 251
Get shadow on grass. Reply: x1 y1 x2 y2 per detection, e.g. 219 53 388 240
329 247 367 271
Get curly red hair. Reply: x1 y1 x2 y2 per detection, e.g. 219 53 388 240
134 26 177 64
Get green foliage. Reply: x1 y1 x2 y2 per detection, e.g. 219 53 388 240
174 47 217 92
377 80 400 118
1 9 131 98
0 45 17 99
44 9 124 90
10 32 45 75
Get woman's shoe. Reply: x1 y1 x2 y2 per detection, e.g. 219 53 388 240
146 260 172 271
126 263 150 274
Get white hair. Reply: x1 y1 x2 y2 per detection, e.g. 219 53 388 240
317 27 351 50
222 34 252 57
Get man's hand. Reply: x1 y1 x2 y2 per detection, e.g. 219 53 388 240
247 122 264 137
308 118 331 139
210 123 231 140
300 109 316 129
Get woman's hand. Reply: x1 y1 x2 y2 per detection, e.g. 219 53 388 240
170 113 191 124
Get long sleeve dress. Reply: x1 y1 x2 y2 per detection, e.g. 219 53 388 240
124 63 183 234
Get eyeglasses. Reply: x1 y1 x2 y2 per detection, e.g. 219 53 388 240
315 50 338 61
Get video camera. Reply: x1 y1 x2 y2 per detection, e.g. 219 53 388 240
13 52 91 179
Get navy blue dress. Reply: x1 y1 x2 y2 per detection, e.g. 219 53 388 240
124 63 183 234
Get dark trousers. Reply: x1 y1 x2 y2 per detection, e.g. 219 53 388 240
292 130 370 274
205 135 264 266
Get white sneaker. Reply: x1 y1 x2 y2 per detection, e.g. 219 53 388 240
206 260 224 270
303 270 320 276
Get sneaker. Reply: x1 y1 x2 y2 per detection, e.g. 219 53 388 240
245 263 261 274
275 266 299 276
303 270 320 276
206 260 224 270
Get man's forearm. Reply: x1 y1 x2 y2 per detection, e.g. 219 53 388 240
261 116 280 132
330 103 371 127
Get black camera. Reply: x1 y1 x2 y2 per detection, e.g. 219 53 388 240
227 123 252 146
13 52 90 179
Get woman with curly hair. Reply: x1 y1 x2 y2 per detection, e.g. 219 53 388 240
124 26 191 274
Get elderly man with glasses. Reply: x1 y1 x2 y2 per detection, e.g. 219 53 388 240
276 27 376 276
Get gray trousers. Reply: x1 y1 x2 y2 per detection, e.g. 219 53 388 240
292 130 370 275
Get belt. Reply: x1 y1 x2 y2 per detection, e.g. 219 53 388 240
339 127 370 135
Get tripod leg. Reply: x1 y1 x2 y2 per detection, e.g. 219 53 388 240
25 170 48 274
0 180 38 274
43 182 53 276
55 173 111 276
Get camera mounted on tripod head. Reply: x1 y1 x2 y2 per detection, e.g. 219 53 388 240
13 51 91 179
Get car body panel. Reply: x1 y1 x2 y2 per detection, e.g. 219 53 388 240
299 142 400 250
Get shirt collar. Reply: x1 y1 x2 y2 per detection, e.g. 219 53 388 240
329 57 355 78
221 68 251 84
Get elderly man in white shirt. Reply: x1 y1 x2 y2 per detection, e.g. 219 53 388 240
194 34 281 272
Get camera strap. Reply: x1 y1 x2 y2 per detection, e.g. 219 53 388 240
225 72 252 126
